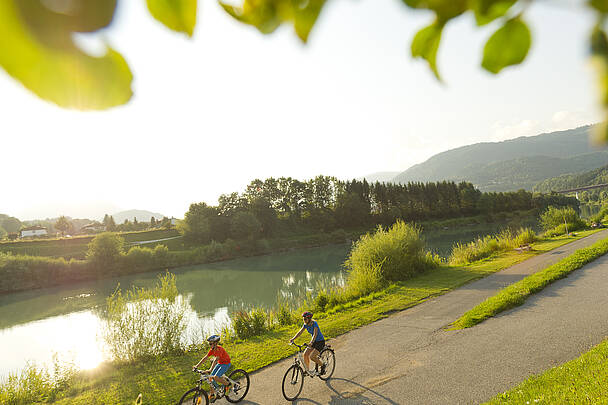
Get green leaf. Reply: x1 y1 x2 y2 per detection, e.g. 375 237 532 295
472 0 517 26
589 0 608 14
401 0 468 21
0 0 133 110
482 17 531 74
219 0 281 35
220 0 325 42
146 0 197 37
591 25 608 56
293 0 327 43
411 21 444 80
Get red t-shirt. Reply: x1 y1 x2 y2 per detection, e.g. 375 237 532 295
207 345 231 364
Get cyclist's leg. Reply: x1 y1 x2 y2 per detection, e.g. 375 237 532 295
211 363 230 385
209 364 223 395
310 341 324 368
303 347 313 371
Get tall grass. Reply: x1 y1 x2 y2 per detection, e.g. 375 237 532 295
345 221 439 284
0 357 77 405
449 227 537 265
101 272 192 362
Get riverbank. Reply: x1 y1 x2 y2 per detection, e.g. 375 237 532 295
0 211 540 295
7 229 601 405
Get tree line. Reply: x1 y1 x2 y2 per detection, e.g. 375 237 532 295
179 176 578 244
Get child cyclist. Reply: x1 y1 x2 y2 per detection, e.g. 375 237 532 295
289 311 326 376
193 335 232 402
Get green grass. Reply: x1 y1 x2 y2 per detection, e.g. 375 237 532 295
485 338 608 404
452 233 608 329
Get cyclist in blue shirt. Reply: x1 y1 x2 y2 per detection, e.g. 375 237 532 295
289 311 326 376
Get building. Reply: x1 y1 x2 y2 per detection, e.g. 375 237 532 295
79 223 106 234
20 226 48 238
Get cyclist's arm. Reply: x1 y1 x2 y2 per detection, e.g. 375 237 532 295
194 353 210 369
310 326 319 345
290 325 305 342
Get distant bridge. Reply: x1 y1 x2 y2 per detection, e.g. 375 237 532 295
554 183 608 199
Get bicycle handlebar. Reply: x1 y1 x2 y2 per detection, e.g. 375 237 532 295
289 342 309 350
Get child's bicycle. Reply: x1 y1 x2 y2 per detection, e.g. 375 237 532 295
282 342 336 401
178 367 250 404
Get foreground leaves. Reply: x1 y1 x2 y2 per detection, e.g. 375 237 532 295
146 0 197 36
0 0 132 110
482 16 531 74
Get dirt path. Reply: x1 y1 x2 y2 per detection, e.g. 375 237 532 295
235 230 608 404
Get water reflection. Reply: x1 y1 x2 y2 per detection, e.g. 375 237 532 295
0 244 349 376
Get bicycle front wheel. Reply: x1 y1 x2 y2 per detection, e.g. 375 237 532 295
319 348 335 380
178 387 209 405
282 364 304 401
226 368 250 403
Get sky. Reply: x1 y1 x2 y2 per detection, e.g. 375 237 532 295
1 0 603 220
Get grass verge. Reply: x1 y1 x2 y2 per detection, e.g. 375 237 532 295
485 338 608 404
452 233 608 329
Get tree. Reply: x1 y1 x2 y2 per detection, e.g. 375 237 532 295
0 216 22 233
229 211 262 240
103 214 117 231
54 216 73 236
3 0 608 139
86 232 125 270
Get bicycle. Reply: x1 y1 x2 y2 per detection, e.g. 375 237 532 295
179 367 250 404
282 342 336 401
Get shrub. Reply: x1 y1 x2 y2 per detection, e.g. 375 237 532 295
540 206 585 232
101 272 191 362
232 308 270 340
0 359 77 405
124 246 155 270
345 221 438 283
86 232 124 270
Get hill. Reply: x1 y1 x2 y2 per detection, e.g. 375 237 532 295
534 164 608 194
359 171 401 183
392 125 608 191
111 210 166 224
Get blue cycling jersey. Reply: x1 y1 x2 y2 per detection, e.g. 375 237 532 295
304 320 325 341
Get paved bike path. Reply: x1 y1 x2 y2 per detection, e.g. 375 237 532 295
237 230 608 404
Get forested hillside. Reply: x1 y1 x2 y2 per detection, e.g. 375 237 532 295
534 165 608 203
393 125 607 191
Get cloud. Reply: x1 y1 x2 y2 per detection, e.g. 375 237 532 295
491 119 542 142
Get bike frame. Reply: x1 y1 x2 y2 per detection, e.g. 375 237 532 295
290 342 315 375
193 369 238 399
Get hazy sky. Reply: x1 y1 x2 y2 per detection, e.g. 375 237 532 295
1 0 602 220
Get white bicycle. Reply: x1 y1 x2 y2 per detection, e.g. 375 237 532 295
179 368 250 404
282 342 336 401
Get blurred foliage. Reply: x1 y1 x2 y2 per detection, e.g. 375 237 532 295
1 0 608 140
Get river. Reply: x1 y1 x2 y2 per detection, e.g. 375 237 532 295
0 220 536 377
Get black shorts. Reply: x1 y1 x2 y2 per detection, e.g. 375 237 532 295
311 340 325 352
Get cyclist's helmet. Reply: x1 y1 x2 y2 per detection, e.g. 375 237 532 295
302 311 313 319
207 335 221 344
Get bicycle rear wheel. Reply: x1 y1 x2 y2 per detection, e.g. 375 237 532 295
282 364 304 401
178 387 209 405
319 348 335 380
226 368 250 403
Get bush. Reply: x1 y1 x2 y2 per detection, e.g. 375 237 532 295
101 272 191 362
86 232 125 270
232 308 270 340
345 221 439 283
540 206 585 232
0 359 77 405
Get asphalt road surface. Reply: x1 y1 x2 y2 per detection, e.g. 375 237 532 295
237 230 608 404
